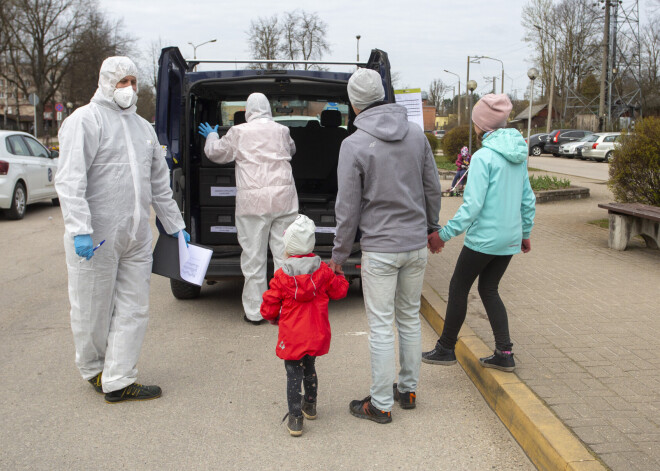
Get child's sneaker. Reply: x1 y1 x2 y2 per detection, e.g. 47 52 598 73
479 350 515 372
422 343 457 365
88 372 103 394
349 396 392 424
302 400 317 420
393 383 416 409
286 414 303 437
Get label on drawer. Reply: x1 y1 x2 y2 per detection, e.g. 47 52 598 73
210 226 238 233
315 227 336 234
210 186 237 197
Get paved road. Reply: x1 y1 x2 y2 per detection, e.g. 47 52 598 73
529 154 610 181
0 204 533 470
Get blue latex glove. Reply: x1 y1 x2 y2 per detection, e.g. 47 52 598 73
74 234 94 260
170 229 190 246
198 122 218 138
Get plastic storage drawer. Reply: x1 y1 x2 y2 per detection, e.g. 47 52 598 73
200 207 239 245
199 168 236 207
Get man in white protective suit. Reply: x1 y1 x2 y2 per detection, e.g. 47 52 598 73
55 56 188 403
198 92 298 325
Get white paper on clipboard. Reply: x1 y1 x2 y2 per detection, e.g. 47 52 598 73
178 232 212 286
394 88 424 131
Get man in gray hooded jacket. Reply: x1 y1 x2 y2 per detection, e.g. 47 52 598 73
329 68 443 423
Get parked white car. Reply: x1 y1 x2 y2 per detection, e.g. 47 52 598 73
580 132 621 162
0 131 59 219
558 133 596 158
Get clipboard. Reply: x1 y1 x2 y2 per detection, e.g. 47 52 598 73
151 234 213 283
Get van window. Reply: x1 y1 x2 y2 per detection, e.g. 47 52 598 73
219 98 348 127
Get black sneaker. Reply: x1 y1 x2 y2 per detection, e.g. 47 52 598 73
393 383 416 409
422 343 457 365
349 396 392 424
88 372 103 394
285 413 303 437
302 400 317 420
105 383 162 403
479 350 515 372
243 314 265 325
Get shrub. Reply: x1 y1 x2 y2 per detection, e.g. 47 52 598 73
441 125 481 159
608 117 660 206
529 175 571 191
425 132 439 153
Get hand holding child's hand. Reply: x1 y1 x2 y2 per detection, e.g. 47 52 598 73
427 231 444 254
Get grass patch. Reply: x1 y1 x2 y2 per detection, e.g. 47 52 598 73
528 167 542 171
588 218 609 229
529 175 571 191
434 154 457 171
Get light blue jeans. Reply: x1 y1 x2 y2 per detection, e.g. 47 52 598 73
361 248 427 411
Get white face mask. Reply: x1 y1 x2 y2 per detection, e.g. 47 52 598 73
113 86 138 109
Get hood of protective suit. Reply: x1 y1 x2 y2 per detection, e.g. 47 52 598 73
481 128 528 164
91 56 139 111
354 103 409 142
245 93 272 122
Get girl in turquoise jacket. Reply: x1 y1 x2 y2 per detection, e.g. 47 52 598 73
422 94 536 372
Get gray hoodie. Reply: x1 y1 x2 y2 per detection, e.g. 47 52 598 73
332 103 442 264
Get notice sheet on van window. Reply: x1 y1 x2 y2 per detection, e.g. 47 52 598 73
394 88 424 131
178 232 213 286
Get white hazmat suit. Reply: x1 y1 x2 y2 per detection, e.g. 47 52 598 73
55 57 185 392
203 93 298 322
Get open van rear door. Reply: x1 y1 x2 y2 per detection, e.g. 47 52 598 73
155 47 188 208
366 49 394 103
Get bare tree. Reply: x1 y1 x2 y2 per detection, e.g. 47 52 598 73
0 0 90 137
427 78 448 113
640 19 660 114
247 15 282 69
281 11 301 69
297 11 330 70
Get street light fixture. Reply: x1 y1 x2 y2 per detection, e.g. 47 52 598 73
467 80 477 153
473 56 504 94
526 68 539 161
444 69 461 125
356 35 361 62
188 38 217 71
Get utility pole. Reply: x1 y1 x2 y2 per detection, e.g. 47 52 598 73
598 0 611 132
547 39 557 133
444 69 461 126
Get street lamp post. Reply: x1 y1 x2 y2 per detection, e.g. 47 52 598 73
467 80 477 153
526 68 539 161
356 35 361 62
444 69 461 125
188 39 217 71
534 25 557 133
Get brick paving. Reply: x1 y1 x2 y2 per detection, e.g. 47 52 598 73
425 173 660 471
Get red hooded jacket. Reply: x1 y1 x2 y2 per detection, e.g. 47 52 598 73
260 255 349 360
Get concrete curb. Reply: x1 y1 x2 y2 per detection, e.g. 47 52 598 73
420 283 608 471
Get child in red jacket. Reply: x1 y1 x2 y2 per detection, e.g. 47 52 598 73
261 215 349 437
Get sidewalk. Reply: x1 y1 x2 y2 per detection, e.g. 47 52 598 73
425 173 660 471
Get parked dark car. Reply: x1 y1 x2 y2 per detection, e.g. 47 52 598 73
544 129 593 156
525 133 549 156
155 47 393 299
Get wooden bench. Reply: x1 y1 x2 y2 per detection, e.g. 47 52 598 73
598 202 660 250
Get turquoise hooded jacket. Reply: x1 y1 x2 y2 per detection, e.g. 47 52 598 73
439 128 536 255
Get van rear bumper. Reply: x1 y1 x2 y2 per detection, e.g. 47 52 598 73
203 250 362 280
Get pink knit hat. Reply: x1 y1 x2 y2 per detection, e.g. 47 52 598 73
471 94 512 132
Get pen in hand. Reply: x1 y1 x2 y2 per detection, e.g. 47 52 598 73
79 240 105 263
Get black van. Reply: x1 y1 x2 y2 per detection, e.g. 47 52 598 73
155 47 394 299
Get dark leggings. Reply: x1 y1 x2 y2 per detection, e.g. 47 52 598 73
439 246 513 352
284 355 317 417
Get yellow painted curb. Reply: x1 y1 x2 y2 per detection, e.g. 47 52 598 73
420 283 608 471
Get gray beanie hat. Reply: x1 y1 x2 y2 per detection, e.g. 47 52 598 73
347 68 385 110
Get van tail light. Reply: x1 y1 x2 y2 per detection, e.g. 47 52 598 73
0 161 8 175
553 132 560 143
592 143 599 149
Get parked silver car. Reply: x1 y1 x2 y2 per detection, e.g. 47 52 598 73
558 133 596 158
580 132 621 162
0 131 59 219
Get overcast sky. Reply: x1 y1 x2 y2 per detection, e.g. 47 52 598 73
98 0 653 100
